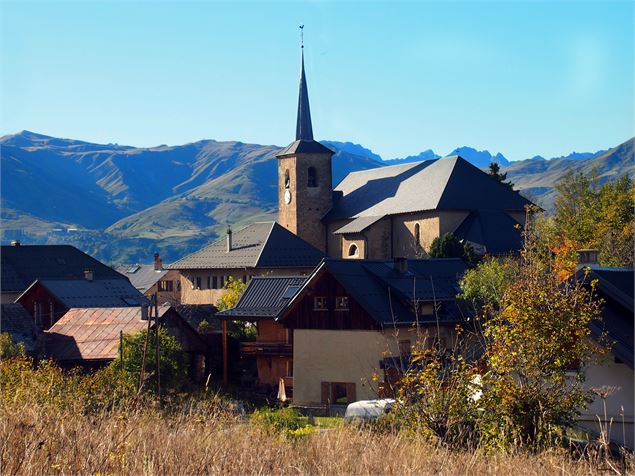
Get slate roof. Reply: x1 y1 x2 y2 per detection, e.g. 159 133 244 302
0 303 39 354
276 139 334 157
577 267 634 368
453 210 523 254
1 245 124 293
115 264 169 293
46 306 170 361
168 222 324 270
174 304 221 333
217 276 308 319
333 216 384 235
19 278 148 308
326 156 532 221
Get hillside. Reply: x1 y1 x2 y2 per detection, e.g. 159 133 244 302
1 131 631 264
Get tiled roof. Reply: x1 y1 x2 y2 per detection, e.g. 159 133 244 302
1 245 124 293
453 209 523 254
217 276 308 319
115 264 169 293
327 156 532 221
0 303 39 354
46 306 167 361
20 278 148 308
168 222 324 270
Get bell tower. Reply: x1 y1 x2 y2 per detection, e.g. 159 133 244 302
277 37 334 253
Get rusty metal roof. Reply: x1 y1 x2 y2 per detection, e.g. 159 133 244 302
46 306 169 361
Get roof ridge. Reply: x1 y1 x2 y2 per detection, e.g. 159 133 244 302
254 222 277 267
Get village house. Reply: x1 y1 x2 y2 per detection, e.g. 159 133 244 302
45 305 207 380
0 303 42 357
168 221 324 305
572 257 634 449
218 257 468 405
0 242 127 304
16 273 146 330
116 253 181 305
275 48 534 258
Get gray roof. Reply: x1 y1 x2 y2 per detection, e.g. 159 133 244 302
327 155 532 221
333 215 384 235
19 278 147 309
0 303 39 354
276 139 334 157
296 50 313 142
577 267 634 368
453 210 522 254
115 264 168 293
174 304 221 333
1 245 124 293
168 222 324 270
218 276 308 319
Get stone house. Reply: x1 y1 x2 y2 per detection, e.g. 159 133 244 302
168 221 324 305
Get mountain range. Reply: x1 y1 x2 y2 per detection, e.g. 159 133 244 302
1 131 632 264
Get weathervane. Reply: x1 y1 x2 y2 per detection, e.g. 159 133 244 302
299 25 304 49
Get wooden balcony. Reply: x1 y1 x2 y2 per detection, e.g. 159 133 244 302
240 341 293 357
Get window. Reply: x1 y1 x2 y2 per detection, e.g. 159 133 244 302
414 223 421 247
284 169 290 189
242 275 247 284
212 276 218 289
321 382 356 404
307 167 317 187
348 243 359 258
282 285 300 299
207 276 212 289
314 296 327 311
195 277 202 290
335 296 349 310
220 276 225 288
158 280 174 292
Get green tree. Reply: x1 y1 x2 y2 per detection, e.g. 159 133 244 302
215 276 255 340
429 233 479 267
458 257 518 313
0 333 26 359
488 162 514 189
111 327 188 394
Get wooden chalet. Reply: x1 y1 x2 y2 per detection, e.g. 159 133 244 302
218 257 468 405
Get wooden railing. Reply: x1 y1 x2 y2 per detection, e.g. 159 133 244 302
240 341 293 357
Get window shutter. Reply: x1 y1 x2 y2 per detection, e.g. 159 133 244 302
321 382 330 404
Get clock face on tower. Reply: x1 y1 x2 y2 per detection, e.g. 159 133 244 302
284 189 292 205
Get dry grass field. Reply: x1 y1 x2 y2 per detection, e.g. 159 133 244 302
1 401 631 476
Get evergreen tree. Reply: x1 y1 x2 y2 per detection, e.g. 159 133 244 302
488 162 514 189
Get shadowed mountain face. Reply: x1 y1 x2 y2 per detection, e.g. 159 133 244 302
1 130 631 263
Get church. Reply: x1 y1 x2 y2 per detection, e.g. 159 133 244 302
277 47 533 258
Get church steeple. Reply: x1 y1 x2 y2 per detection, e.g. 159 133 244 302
296 50 314 141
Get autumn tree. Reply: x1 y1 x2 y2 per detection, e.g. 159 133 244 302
215 276 255 340
478 215 608 448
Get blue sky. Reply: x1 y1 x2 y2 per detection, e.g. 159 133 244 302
2 1 633 161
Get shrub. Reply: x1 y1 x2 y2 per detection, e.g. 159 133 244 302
250 407 305 433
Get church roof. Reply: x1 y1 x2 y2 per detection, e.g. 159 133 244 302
277 139 333 157
326 155 532 220
168 222 324 270
453 209 523 254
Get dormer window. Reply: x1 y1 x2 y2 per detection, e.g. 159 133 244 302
307 167 317 187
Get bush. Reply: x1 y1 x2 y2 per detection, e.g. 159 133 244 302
251 407 305 433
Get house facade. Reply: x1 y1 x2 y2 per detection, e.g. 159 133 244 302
168 222 324 305
219 258 468 405
116 253 182 305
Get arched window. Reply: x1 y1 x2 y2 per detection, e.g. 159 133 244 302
414 223 421 247
348 243 359 257
307 167 317 187
284 169 290 189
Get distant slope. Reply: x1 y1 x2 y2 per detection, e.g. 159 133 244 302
1 130 630 263
503 138 633 210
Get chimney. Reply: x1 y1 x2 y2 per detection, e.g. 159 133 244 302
226 226 233 253
141 304 149 321
153 253 162 271
394 257 408 274
10 240 20 247
576 249 599 270
84 269 94 281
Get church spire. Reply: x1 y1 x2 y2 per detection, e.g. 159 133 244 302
295 28 314 141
